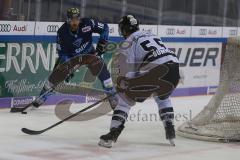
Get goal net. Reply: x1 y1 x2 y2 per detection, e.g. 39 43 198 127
177 37 240 142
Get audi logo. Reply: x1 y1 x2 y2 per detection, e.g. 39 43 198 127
109 27 114 33
229 30 237 36
199 29 207 35
0 24 11 32
166 28 175 35
47 25 59 32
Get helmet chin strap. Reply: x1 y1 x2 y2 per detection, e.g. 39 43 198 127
70 26 78 32
121 30 130 39
123 33 127 39
123 31 132 39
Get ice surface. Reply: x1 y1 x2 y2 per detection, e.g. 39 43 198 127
0 95 240 160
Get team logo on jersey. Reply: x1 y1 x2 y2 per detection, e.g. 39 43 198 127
75 42 89 53
73 38 83 47
82 26 91 32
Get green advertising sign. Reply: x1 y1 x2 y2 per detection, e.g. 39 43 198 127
0 41 113 98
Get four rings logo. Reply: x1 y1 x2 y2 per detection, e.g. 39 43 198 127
199 29 207 35
47 25 59 32
166 28 175 35
109 27 114 34
229 29 237 36
0 24 11 32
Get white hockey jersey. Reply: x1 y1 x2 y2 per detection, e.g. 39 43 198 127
118 30 179 78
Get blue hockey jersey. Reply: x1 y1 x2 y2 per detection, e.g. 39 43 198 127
56 18 109 62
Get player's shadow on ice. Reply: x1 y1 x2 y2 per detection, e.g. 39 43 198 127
120 141 173 147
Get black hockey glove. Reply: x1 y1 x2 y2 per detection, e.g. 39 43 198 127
96 40 107 56
116 76 129 92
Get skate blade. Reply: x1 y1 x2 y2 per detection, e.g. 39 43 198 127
30 106 39 110
169 139 175 146
98 139 113 148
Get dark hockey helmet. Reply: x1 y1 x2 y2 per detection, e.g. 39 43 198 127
118 15 139 38
67 8 80 21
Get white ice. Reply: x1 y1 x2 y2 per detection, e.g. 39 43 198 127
0 95 240 160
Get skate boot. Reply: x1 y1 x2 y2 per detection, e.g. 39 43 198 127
163 120 176 146
98 124 124 148
159 107 175 146
32 91 55 108
32 91 54 108
32 82 54 108
32 97 45 108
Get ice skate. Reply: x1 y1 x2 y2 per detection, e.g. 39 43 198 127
164 120 176 146
98 125 124 148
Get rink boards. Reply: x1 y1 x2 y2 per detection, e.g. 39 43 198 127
0 21 235 108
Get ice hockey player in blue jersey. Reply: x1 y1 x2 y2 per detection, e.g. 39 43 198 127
33 8 117 109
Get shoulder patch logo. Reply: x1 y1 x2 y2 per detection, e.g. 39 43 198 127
82 26 91 32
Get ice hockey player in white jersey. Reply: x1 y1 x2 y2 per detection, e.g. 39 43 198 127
98 15 180 148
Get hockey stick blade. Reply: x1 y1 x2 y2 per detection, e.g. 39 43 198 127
21 128 45 135
10 107 24 113
21 94 114 135
10 103 32 114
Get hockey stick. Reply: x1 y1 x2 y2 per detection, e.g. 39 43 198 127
21 93 115 135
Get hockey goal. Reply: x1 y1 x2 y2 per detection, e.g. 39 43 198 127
178 37 240 142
